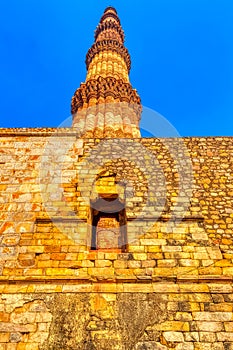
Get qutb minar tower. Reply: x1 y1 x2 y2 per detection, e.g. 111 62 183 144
71 6 142 137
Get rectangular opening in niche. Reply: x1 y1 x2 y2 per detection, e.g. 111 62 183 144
90 194 127 252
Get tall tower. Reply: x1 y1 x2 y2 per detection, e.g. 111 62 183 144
71 6 142 138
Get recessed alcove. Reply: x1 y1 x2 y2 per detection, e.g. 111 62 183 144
90 194 127 252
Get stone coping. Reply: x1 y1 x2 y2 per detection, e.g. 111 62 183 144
35 215 204 223
0 281 232 294
0 275 232 283
0 129 232 139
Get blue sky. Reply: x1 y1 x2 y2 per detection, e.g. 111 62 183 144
0 0 232 136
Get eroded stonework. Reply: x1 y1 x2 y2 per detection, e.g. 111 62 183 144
0 288 233 349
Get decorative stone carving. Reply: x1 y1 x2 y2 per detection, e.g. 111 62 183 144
95 20 125 43
86 40 131 71
71 6 142 137
71 77 141 115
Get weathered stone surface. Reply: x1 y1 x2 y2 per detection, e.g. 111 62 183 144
41 294 91 350
0 292 171 350
135 342 168 350
115 293 168 349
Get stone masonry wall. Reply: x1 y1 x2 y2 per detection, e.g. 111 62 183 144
0 285 233 350
0 129 233 349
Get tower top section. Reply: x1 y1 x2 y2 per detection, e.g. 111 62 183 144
85 6 130 72
94 6 124 44
99 7 120 26
100 7 121 25
71 7 141 138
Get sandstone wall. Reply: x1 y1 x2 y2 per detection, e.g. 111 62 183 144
0 129 233 349
1 284 233 350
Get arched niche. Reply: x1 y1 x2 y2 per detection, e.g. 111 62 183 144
90 194 127 252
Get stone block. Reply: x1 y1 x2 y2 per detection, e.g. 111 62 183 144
123 284 153 293
184 332 199 342
24 269 43 276
193 312 232 322
133 253 147 260
157 259 177 267
199 266 222 275
104 252 118 260
216 332 233 342
128 246 145 253
26 246 44 253
192 233 208 240
208 284 233 294
179 259 200 267
162 246 182 252
82 260 95 267
206 247 222 260
142 260 156 268
157 321 189 331
146 246 161 253
113 260 127 268
0 333 10 343
188 294 213 302
45 268 75 276
179 285 209 294
175 267 199 275
224 322 233 332
223 267 233 275
153 268 175 277
128 261 141 268
147 252 163 259
199 332 216 342
38 261 55 268
140 239 166 246
95 260 112 268
192 343 212 350
163 331 184 342
0 312 10 322
196 320 224 332
175 343 194 350
88 267 115 276
135 342 167 350
0 323 36 333
175 312 193 322
165 252 191 259
115 268 134 276
193 252 209 260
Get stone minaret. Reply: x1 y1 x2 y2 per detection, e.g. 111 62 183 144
71 6 141 137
